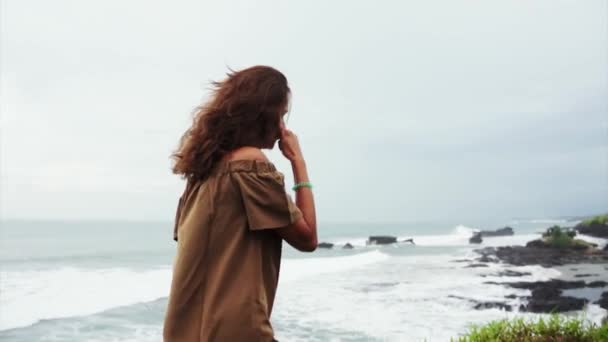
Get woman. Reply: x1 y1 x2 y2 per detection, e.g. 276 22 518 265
163 65 317 342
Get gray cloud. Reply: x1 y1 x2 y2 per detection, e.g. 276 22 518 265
1 0 606 222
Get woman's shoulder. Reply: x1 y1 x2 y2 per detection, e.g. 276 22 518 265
226 146 268 162
220 147 277 173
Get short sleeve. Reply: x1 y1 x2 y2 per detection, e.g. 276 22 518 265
232 165 302 231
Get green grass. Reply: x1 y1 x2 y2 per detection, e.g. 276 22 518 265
582 214 608 226
541 225 586 249
452 315 608 342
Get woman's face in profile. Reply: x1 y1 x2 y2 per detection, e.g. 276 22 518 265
268 105 289 149
280 112 287 131
281 99 291 128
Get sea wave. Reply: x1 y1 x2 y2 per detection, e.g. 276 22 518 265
0 250 389 331
0 267 172 331
327 225 541 248
281 250 390 282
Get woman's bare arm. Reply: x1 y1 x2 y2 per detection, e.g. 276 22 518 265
275 129 317 252
276 158 317 252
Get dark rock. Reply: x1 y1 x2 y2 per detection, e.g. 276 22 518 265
570 268 579 271
571 242 594 251
465 263 489 268
474 302 512 311
495 270 532 277
484 279 594 313
469 232 482 244
505 294 518 299
401 238 415 244
531 286 561 301
595 291 608 310
575 221 608 238
499 279 586 290
523 296 587 313
477 255 497 263
524 237 593 251
574 274 599 278
343 243 354 249
447 295 512 311
474 245 608 267
587 281 608 288
480 227 515 237
520 282 588 313
317 242 334 249
367 236 397 245
525 239 548 248
451 259 473 263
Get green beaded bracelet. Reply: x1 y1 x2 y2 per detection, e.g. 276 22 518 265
292 182 313 191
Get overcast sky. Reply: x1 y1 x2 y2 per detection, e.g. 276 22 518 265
1 0 607 223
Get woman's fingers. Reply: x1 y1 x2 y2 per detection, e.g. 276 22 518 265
279 128 302 161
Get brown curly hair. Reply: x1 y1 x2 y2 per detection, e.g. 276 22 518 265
171 66 290 182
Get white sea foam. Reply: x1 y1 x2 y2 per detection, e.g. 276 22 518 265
408 224 478 246
281 250 390 282
273 252 606 342
575 234 608 249
0 267 173 331
0 250 389 332
328 225 479 248
329 237 369 248
328 225 542 248
411 225 541 247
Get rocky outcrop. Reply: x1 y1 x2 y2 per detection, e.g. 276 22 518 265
469 232 482 244
595 291 608 310
525 239 548 248
474 245 608 267
478 255 497 263
367 236 397 245
474 301 512 311
343 243 354 249
587 280 608 288
523 238 595 250
480 227 514 237
451 259 473 263
483 279 593 313
447 295 512 312
459 279 593 313
575 220 608 238
468 227 514 244
485 279 587 290
317 242 334 249
523 287 587 313
494 270 531 277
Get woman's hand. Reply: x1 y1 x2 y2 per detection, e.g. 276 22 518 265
278 128 304 163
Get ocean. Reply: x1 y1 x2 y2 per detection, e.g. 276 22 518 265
1 218 606 341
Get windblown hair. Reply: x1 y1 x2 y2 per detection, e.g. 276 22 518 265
171 66 290 182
